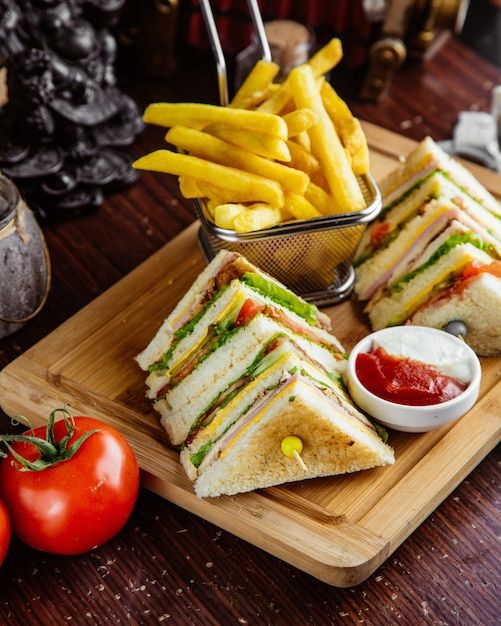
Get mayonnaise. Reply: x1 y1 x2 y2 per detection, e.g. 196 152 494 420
372 327 474 383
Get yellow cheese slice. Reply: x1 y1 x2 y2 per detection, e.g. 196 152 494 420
169 291 247 373
383 156 433 197
219 378 381 459
201 354 294 439
387 178 443 227
403 257 474 316
382 203 456 274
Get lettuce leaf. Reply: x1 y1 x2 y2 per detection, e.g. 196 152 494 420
391 233 495 294
241 272 319 326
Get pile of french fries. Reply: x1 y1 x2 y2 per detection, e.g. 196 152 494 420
133 38 369 233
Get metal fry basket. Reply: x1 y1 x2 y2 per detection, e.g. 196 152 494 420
196 0 381 305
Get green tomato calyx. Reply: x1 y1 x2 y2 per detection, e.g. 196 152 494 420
0 408 99 472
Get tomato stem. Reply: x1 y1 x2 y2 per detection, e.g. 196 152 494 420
0 408 100 472
0 434 58 457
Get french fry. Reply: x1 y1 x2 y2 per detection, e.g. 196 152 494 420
214 203 247 229
295 130 311 151
258 38 342 115
233 204 289 233
144 103 287 139
234 84 280 110
178 177 248 205
197 181 262 204
178 176 203 198
307 38 343 78
139 36 370 233
206 199 218 218
230 60 280 108
286 140 321 178
305 182 336 215
283 108 317 137
133 150 285 208
205 123 291 162
166 126 309 194
285 191 322 220
321 82 369 175
309 170 328 190
258 84 292 114
288 65 365 212
346 118 370 176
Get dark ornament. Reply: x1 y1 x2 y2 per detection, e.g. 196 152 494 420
0 0 144 219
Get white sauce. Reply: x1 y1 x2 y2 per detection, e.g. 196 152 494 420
372 328 474 384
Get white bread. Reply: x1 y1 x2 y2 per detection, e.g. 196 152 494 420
356 173 501 280
156 314 345 445
355 201 468 299
145 279 343 398
356 170 445 260
411 272 501 356
383 173 501 240
368 244 493 329
193 378 394 498
180 348 370 479
379 137 439 201
380 137 500 216
137 249 327 371
136 250 233 370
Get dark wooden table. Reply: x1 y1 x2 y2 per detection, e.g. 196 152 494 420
0 37 500 625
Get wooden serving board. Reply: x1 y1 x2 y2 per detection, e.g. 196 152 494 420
1 123 500 587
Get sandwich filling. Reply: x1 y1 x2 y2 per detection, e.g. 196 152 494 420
412 260 501 313
355 171 501 269
381 154 501 216
191 371 384 474
149 289 343 390
181 333 353 447
389 232 498 295
358 207 500 300
167 252 330 336
371 234 496 326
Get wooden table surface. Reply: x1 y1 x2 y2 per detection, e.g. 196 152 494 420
0 37 500 625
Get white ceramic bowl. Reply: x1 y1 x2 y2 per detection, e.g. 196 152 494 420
346 326 482 433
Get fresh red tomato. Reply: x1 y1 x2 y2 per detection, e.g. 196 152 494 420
0 411 139 555
235 299 264 326
0 500 10 565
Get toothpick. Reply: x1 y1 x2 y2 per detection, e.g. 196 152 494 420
293 449 308 471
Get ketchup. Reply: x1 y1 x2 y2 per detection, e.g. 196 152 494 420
355 347 468 406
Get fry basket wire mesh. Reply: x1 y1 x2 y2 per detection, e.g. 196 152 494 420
195 0 381 305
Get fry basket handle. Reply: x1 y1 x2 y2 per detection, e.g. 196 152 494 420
198 0 272 106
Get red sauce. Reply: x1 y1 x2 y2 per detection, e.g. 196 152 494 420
355 347 468 406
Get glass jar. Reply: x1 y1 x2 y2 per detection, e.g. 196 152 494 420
235 20 315 89
0 175 51 339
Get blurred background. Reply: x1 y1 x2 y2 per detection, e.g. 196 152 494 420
115 0 500 97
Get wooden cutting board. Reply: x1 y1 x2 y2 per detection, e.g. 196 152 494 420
1 123 500 587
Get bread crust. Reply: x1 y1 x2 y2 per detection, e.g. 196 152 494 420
368 244 493 330
193 379 394 498
411 273 501 356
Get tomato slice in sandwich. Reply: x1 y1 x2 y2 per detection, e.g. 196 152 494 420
461 259 501 280
235 299 265 326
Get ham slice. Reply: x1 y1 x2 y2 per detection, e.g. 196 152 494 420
382 159 438 207
171 253 241 332
198 372 375 473
360 208 498 301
